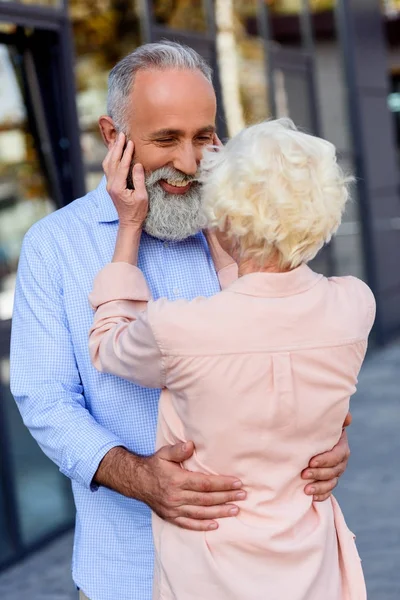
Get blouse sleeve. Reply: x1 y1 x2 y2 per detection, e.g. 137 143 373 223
88 262 165 389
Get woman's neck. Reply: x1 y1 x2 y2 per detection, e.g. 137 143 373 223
238 257 292 277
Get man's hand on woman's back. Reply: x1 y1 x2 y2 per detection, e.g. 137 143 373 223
302 413 351 502
94 442 247 531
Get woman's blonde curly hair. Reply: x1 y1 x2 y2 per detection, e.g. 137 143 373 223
201 118 353 269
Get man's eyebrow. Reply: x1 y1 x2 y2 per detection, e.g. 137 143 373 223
148 128 185 139
148 125 216 139
195 125 216 135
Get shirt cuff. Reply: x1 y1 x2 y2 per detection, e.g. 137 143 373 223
59 435 126 491
87 440 127 492
89 262 151 309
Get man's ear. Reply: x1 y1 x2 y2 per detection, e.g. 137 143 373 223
98 116 118 149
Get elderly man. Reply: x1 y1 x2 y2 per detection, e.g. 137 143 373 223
10 42 350 600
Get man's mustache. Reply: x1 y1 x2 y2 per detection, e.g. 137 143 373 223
127 161 200 190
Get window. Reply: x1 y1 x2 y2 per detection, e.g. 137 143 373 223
0 10 80 568
0 42 55 322
215 0 271 137
68 0 143 190
152 0 207 32
0 0 62 7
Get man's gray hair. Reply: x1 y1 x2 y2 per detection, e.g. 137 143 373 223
107 41 213 132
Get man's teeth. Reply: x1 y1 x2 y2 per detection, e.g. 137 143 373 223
165 179 190 187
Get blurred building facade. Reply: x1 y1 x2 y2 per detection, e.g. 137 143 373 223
0 0 399 571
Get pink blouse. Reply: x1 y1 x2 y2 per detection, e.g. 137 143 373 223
89 259 375 600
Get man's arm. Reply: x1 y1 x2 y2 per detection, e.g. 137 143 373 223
10 232 125 489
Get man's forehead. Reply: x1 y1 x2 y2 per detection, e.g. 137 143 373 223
131 69 216 114
133 67 215 93
128 70 217 136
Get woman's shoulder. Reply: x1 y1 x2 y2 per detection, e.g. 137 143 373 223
325 275 376 333
326 274 374 301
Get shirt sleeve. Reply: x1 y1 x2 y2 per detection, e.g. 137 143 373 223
10 233 124 490
89 262 165 389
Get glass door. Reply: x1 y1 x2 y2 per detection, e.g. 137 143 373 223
0 40 55 322
0 10 82 569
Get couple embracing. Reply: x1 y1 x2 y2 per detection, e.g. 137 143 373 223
12 41 373 600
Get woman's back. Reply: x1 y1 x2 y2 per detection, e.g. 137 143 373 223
150 265 374 600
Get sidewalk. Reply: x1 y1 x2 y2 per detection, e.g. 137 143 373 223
335 339 400 600
0 341 399 600
0 532 75 600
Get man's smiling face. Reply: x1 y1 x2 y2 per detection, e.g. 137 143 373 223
129 68 216 182
124 68 217 240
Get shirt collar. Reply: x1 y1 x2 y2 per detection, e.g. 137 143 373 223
95 176 119 223
226 264 323 298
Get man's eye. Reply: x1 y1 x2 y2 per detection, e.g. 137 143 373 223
197 136 213 142
156 138 174 144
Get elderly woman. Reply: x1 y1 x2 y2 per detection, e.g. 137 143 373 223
89 119 374 600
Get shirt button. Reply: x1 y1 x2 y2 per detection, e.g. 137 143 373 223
173 288 180 296
163 242 169 248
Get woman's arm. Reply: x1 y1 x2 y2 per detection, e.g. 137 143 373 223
89 260 165 388
89 134 164 388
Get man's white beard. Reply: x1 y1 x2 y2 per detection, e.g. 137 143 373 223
143 166 207 241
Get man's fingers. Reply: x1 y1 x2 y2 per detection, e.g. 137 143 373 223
119 139 134 168
302 461 345 481
317 464 345 481
177 503 239 521
103 133 125 181
309 445 349 469
108 132 126 173
102 141 116 175
304 477 338 498
308 429 349 469
183 472 243 493
157 441 195 464
169 500 243 529
112 140 134 190
132 163 146 197
183 489 246 507
172 516 218 532
343 411 352 428
302 430 348 490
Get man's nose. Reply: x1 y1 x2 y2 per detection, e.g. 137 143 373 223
172 143 200 177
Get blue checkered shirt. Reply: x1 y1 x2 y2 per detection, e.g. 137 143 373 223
10 178 221 600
